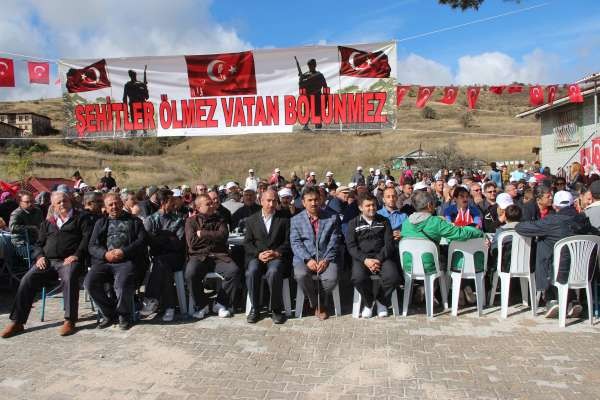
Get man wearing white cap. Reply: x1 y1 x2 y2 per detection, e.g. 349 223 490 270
222 182 243 215
245 169 260 192
324 171 337 191
99 167 117 190
516 190 598 318
366 168 376 191
351 167 365 186
269 168 284 187
278 188 297 217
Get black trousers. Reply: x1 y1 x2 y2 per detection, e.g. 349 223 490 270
10 260 81 324
84 261 136 319
246 258 289 312
145 253 183 308
185 256 240 310
351 259 401 307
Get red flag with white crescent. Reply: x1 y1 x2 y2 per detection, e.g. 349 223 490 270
466 86 481 109
396 85 410 106
489 85 505 95
66 59 111 93
185 51 257 97
568 84 584 103
339 46 391 78
546 85 558 105
439 86 458 105
0 58 15 87
529 85 544 106
592 138 600 169
581 147 591 170
27 61 50 84
507 84 523 94
415 86 435 108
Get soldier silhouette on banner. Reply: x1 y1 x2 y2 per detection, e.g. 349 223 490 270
295 58 328 131
123 66 149 136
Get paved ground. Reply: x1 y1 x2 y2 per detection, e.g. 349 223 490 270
1 287 599 400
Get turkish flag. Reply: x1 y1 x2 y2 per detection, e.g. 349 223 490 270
466 86 481 109
529 85 544 106
568 84 584 103
592 138 600 169
185 51 257 97
0 58 15 87
28 62 50 84
415 86 435 108
581 147 591 170
66 59 111 93
546 85 558 105
507 85 523 94
338 46 391 78
489 86 505 95
0 179 19 195
396 85 410 106
439 86 458 105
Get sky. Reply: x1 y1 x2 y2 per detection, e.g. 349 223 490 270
0 0 598 101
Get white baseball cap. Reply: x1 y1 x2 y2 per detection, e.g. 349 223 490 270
326 171 333 177
104 167 112 173
447 178 458 188
369 167 375 172
414 181 428 191
553 190 574 208
225 181 237 190
496 193 514 210
274 168 281 173
310 171 316 176
375 169 381 175
357 166 363 171
248 168 254 173
278 188 293 198
243 186 256 192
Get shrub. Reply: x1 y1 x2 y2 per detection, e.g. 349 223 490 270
421 106 437 120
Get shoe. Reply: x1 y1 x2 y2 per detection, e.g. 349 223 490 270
567 302 583 319
271 310 286 324
139 298 159 317
97 316 114 329
58 321 76 336
192 305 209 320
315 306 329 321
1 322 24 338
376 301 389 318
361 304 374 318
118 316 132 330
545 300 559 318
162 308 175 322
302 299 315 316
247 308 260 324
463 286 476 305
212 302 231 318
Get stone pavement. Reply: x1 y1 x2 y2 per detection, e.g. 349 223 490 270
1 291 599 400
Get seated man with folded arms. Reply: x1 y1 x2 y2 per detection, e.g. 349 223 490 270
347 193 401 318
185 194 240 319
140 189 185 322
244 189 291 324
290 186 340 320
84 193 147 330
2 191 91 338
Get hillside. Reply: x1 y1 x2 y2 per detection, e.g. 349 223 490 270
0 89 540 187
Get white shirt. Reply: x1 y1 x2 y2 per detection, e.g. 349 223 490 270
55 209 73 229
262 211 274 234
245 176 259 191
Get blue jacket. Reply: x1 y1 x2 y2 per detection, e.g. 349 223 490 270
290 208 340 265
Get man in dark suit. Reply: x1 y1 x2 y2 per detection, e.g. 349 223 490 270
244 189 291 324
290 187 340 320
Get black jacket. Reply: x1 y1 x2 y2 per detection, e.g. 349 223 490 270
232 203 261 230
346 214 395 263
32 210 92 261
138 199 159 218
243 210 291 263
516 207 598 289
88 212 147 266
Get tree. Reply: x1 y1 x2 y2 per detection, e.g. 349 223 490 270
438 0 519 11
5 147 35 184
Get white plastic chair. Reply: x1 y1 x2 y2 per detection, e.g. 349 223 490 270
447 238 487 317
489 232 536 318
187 272 224 316
399 238 449 318
351 274 400 318
294 275 341 318
553 235 600 327
245 277 292 317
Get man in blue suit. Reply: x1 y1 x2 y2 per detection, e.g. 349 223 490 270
290 187 340 320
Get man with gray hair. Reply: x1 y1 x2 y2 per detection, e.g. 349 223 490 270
2 192 92 338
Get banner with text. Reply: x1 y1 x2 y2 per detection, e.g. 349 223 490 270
59 41 397 138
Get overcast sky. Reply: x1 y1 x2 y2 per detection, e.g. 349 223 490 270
1 0 598 100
